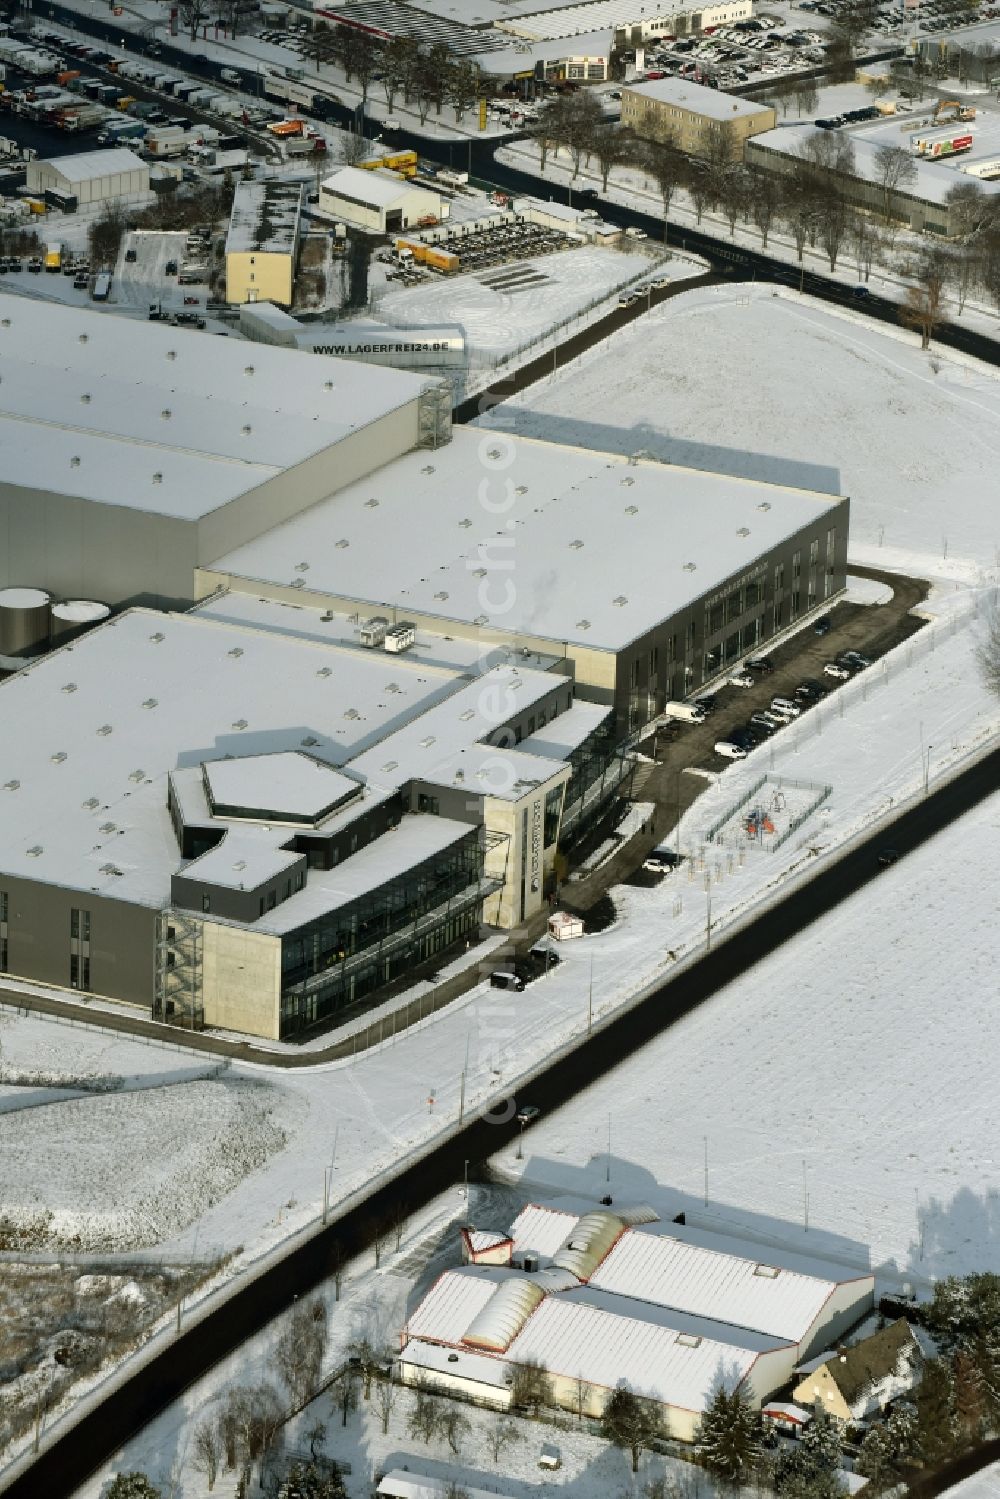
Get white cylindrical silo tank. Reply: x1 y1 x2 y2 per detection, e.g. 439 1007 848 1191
0 587 52 656
50 599 111 645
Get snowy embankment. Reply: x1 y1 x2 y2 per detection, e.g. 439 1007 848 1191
478 281 1000 586
0 1078 300 1251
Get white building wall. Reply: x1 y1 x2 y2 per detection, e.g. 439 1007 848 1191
798 1277 875 1362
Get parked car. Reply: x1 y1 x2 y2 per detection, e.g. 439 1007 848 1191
876 847 900 867
617 291 641 307
794 681 826 702
125 247 137 262
770 696 802 718
714 740 748 759
840 650 872 669
165 259 178 275
693 695 718 716
749 712 778 735
490 969 525 992
516 1103 540 1125
643 846 682 873
813 614 832 635
823 662 851 680
746 656 774 674
728 670 755 689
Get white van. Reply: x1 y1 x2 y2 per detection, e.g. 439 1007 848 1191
715 740 748 759
663 700 706 724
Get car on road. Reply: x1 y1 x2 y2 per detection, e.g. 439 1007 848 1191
876 847 900 867
651 274 672 289
643 846 682 873
714 740 748 759
728 670 755 689
851 285 873 300
813 614 832 635
746 656 774 675
617 291 641 307
823 661 851 680
516 1104 540 1125
693 695 718 716
840 649 872 669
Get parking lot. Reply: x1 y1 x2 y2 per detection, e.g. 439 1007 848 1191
617 568 931 889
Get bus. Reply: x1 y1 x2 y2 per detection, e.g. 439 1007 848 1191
91 271 111 301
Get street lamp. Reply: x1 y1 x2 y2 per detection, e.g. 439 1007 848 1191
463 1158 469 1200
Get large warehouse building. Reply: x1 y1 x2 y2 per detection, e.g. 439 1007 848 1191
399 1201 875 1438
25 146 150 206
199 426 849 732
0 605 628 1036
0 296 848 1037
318 167 446 235
0 294 451 608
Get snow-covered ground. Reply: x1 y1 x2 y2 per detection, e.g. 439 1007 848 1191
0 1075 299 1251
478 282 1000 583
372 242 696 389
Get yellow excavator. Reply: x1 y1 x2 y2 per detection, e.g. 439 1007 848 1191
933 98 977 123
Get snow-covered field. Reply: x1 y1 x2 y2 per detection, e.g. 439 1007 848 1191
497 785 1000 1287
479 282 1000 583
0 1076 299 1251
375 243 665 369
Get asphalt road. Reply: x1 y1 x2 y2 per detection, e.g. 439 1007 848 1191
3 741 997 1499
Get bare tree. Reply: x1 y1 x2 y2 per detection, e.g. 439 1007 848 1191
407 1387 440 1443
305 1419 327 1459
275 1299 329 1409
449 60 480 125
574 1371 594 1421
750 167 781 250
873 144 917 225
178 0 207 42
444 1485 471 1499
439 1408 472 1454
976 592 1000 698
900 250 948 348
594 127 628 192
641 133 685 243
192 1416 222 1492
818 189 850 271
486 1415 519 1464
330 1366 358 1428
849 212 881 282
347 1335 382 1400
509 1358 552 1415
218 1384 283 1488
373 1375 399 1434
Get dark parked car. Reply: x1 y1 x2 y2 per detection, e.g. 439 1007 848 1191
876 848 900 868
813 615 832 635
165 259 178 275
746 655 774 674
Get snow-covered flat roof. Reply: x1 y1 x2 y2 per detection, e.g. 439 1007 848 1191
589 1225 852 1343
40 146 145 181
503 0 689 40
399 1337 511 1388
322 165 422 208
203 751 359 823
225 179 302 256
0 295 429 520
519 701 613 759
208 428 843 653
378 1468 515 1499
255 812 476 933
506 1290 782 1410
405 1266 518 1346
625 76 771 120
509 1202 581 1260
424 742 568 801
0 608 462 906
192 590 564 676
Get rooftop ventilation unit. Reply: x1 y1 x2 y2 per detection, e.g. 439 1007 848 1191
97 724 113 736
317 667 332 678
737 526 751 537
62 682 77 694
683 562 697 572
231 718 248 730
26 845 42 857
100 822 116 834
228 647 244 658
51 752 67 764
295 562 310 572
365 497 380 508
149 633 165 643
142 698 158 709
